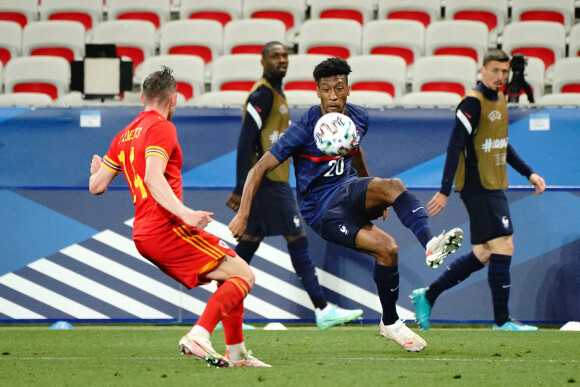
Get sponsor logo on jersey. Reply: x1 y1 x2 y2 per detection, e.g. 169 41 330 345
219 240 230 249
339 225 349 235
481 137 508 153
488 110 501 121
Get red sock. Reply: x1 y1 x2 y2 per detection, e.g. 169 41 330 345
196 277 250 335
222 301 244 345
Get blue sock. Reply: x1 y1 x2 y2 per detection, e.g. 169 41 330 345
288 237 327 310
393 191 433 249
234 240 260 265
373 263 399 325
488 254 512 325
426 252 484 305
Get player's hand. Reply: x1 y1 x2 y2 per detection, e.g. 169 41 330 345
90 155 102 175
182 210 213 230
229 213 247 242
427 192 448 216
226 193 242 212
529 173 546 195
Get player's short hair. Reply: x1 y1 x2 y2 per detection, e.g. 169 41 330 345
483 49 510 66
313 57 352 84
262 41 285 57
142 66 177 103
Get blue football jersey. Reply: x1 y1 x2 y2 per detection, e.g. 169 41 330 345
269 103 370 225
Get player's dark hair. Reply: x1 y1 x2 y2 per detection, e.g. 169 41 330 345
483 49 510 66
142 66 177 103
313 57 352 84
262 41 285 58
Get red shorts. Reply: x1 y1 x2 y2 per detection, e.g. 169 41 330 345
135 224 236 289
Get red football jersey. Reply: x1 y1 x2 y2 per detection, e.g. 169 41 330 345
102 110 183 240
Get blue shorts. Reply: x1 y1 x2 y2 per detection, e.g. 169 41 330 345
463 190 513 245
310 177 374 249
246 179 304 237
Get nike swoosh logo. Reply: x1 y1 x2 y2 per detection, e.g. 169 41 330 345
502 284 511 288
391 286 399 292
412 207 424 213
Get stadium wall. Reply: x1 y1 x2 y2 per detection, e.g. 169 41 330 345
0 106 578 324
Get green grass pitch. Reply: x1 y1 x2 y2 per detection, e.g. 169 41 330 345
0 324 578 386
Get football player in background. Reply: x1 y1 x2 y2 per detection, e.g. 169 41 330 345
89 67 270 367
411 49 546 331
226 41 363 329
230 57 464 352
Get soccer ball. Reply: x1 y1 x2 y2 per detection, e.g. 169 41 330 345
313 112 359 156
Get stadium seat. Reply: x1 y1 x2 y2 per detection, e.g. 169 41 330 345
376 0 440 28
135 55 205 101
348 55 406 100
22 21 85 63
309 0 374 25
535 93 580 106
425 21 488 67
188 91 248 108
444 0 508 46
285 90 320 108
412 55 477 97
511 0 575 33
551 57 580 94
347 91 394 108
210 54 262 92
243 0 305 44
362 19 425 80
159 19 222 65
179 0 242 27
297 19 362 59
4 56 70 100
0 92 53 107
399 91 462 107
106 0 170 29
91 20 156 72
501 21 566 81
39 0 103 33
283 54 330 91
0 21 22 66
568 23 580 57
223 19 286 55
0 0 38 28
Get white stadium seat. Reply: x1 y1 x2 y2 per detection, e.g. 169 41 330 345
425 21 489 67
0 21 22 66
309 0 374 25
348 55 407 100
376 0 440 27
179 0 243 26
223 19 286 55
412 55 477 97
283 54 330 91
444 0 508 46
4 56 70 100
210 54 262 92
297 19 362 59
399 91 462 107
22 21 85 63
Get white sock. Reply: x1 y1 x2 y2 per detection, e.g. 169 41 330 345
188 325 210 341
226 342 247 360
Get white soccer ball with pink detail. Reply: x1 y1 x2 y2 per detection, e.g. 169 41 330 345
313 112 360 156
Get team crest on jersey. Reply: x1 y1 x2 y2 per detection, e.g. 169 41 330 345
339 225 349 235
488 110 501 121
293 216 301 228
219 240 230 249
502 216 510 229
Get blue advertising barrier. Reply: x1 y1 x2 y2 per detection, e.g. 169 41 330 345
0 106 578 324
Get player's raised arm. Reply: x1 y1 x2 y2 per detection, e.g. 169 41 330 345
229 151 281 240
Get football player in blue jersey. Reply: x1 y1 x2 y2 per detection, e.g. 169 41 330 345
411 49 546 332
230 57 463 352
226 41 363 329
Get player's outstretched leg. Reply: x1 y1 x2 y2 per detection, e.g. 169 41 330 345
179 331 234 368
315 303 363 329
410 288 432 330
380 318 426 352
426 228 464 268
